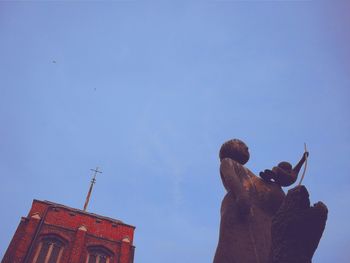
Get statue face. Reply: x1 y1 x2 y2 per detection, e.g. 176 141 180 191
219 139 250 165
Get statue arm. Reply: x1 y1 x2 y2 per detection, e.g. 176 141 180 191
220 158 244 194
220 158 250 217
292 152 309 176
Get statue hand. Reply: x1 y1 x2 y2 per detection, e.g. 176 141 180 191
259 169 275 183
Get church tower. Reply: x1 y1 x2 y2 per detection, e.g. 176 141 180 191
2 199 135 263
2 168 135 263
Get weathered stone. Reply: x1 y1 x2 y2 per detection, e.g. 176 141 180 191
214 139 285 263
213 139 326 263
270 185 328 263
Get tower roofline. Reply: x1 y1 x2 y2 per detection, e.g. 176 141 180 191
32 199 136 229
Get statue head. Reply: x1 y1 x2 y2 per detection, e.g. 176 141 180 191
219 139 250 165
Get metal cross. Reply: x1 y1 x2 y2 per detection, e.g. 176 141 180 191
83 167 102 211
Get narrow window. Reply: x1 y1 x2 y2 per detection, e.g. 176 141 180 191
86 247 112 263
88 254 97 263
32 238 64 263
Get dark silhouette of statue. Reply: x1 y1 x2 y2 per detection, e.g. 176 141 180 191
213 139 327 263
270 186 328 263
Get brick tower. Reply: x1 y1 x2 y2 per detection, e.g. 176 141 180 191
1 199 135 263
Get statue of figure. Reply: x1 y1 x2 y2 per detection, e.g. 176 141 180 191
213 139 308 263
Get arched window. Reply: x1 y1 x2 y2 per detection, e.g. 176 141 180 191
86 246 113 263
32 236 65 263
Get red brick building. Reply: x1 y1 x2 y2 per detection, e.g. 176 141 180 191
2 199 135 263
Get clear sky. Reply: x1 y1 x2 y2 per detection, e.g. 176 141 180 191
0 1 349 262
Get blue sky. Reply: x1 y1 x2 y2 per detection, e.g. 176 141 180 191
0 1 349 262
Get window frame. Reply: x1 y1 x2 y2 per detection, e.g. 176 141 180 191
32 235 66 263
85 246 113 263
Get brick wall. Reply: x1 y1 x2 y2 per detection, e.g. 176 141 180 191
2 200 135 263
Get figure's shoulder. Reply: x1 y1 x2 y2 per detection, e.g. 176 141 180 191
242 166 256 177
220 158 245 172
220 158 258 181
219 158 247 191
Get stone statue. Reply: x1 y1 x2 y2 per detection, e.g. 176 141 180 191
270 185 328 263
213 139 311 263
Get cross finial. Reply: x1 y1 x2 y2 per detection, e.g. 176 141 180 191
83 167 102 211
